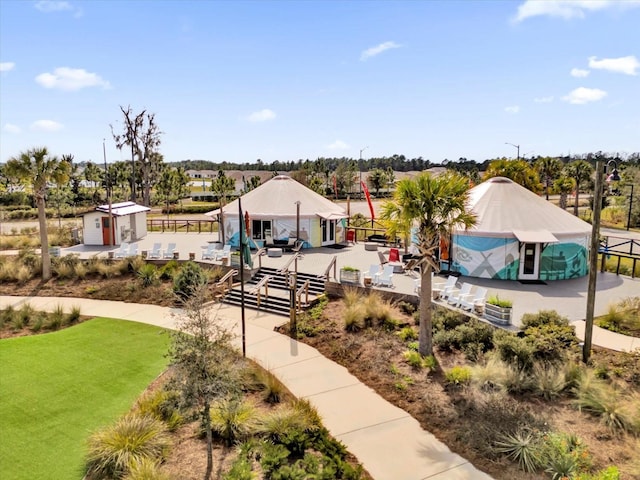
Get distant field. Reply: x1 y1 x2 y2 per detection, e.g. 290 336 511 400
0 318 170 480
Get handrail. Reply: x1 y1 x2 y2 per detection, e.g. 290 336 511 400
295 280 310 310
256 247 267 268
277 252 301 274
322 255 337 281
212 269 237 297
249 274 272 307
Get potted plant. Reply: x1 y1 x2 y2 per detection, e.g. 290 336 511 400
339 266 361 285
484 295 513 325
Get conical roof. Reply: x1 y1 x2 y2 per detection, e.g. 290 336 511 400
461 177 591 238
206 175 347 219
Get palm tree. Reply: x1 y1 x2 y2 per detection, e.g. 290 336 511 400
381 172 476 356
565 160 594 216
484 158 541 193
6 147 70 280
554 175 575 210
535 157 563 200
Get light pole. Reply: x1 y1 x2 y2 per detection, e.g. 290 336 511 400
627 184 635 231
505 142 520 161
103 139 113 247
359 146 368 199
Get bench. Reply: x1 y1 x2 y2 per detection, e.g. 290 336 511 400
367 234 401 248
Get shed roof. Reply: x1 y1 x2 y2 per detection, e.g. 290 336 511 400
94 202 150 216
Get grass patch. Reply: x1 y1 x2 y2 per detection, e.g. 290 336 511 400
0 318 169 480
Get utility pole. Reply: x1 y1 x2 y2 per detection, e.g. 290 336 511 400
584 158 604 363
103 139 113 247
505 142 520 161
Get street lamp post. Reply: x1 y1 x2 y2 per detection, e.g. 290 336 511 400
627 184 635 231
505 142 520 161
103 139 113 247
359 146 368 199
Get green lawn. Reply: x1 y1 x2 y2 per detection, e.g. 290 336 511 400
0 318 170 480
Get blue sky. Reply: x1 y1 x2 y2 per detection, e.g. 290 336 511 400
1 0 639 165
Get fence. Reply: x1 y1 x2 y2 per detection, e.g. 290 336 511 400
146 219 216 234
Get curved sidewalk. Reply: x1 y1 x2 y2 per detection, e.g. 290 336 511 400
0 295 491 480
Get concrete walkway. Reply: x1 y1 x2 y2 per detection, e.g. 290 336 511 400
0 295 492 480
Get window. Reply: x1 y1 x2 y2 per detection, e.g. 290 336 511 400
252 220 271 240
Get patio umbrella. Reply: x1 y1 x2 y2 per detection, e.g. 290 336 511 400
244 210 251 237
239 203 253 269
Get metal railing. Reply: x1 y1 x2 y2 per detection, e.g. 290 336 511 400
146 219 216 234
599 236 640 278
277 252 302 274
295 279 310 310
213 269 237 297
322 255 337 281
249 274 272 307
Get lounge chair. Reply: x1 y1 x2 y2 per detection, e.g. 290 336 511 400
459 287 488 311
438 276 459 300
128 244 138 257
374 264 394 288
403 258 420 276
148 243 162 259
377 251 388 265
448 282 473 307
114 242 130 259
215 244 231 261
202 243 217 260
367 264 381 285
162 243 177 259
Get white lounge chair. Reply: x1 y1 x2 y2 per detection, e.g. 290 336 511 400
202 243 217 260
375 264 394 287
114 242 130 259
367 264 381 285
128 244 138 257
148 243 162 259
162 243 177 259
448 282 473 307
215 244 231 261
435 275 457 299
459 287 488 311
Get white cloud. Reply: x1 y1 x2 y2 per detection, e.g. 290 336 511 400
30 120 63 132
247 109 276 122
514 0 640 22
3 123 21 134
35 67 111 91
562 87 608 104
360 41 402 61
327 140 349 150
588 55 639 75
0 62 15 72
571 67 590 77
534 96 554 103
34 1 72 12
504 105 520 114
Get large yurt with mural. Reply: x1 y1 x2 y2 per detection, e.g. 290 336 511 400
205 175 348 248
442 177 592 281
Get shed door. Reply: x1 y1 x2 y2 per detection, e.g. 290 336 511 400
101 217 115 245
518 243 540 280
321 219 335 246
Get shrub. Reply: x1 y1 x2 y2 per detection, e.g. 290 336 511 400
223 455 254 480
445 366 472 386
134 389 183 432
471 356 511 392
397 326 417 341
86 413 171 479
493 329 535 372
67 305 82 325
0 305 16 328
403 350 425 369
397 300 416 315
172 261 207 301
123 457 170 480
573 466 620 480
45 304 66 330
539 432 591 480
209 398 260 446
159 260 179 280
521 310 569 329
138 264 159 287
493 428 542 473
254 368 288 404
573 377 636 434
259 406 315 458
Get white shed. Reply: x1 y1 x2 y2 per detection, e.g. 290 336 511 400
82 202 151 246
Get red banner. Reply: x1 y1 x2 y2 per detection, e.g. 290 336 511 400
361 181 375 221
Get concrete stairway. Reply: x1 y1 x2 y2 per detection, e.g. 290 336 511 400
222 267 326 316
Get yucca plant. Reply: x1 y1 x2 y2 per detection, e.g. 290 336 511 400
493 428 541 473
138 264 159 288
86 413 171 479
209 398 260 446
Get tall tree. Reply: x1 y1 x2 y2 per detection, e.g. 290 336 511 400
110 105 163 207
554 175 575 210
156 166 189 216
536 157 563 200
381 172 476 356
168 285 241 480
84 161 102 195
565 160 594 216
5 147 70 280
368 168 387 196
484 158 541 193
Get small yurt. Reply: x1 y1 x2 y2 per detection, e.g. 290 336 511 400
206 175 348 248
444 177 592 281
83 201 150 246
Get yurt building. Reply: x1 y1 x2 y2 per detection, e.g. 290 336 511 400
444 177 592 281
206 175 348 248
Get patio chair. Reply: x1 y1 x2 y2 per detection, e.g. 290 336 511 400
367 264 381 285
448 282 473 307
215 244 231 261
403 258 419 276
439 276 459 300
128 244 138 257
374 264 395 288
377 251 388 265
389 248 400 262
414 278 421 295
114 242 130 259
459 287 488 311
202 243 217 260
148 243 162 259
162 243 177 259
